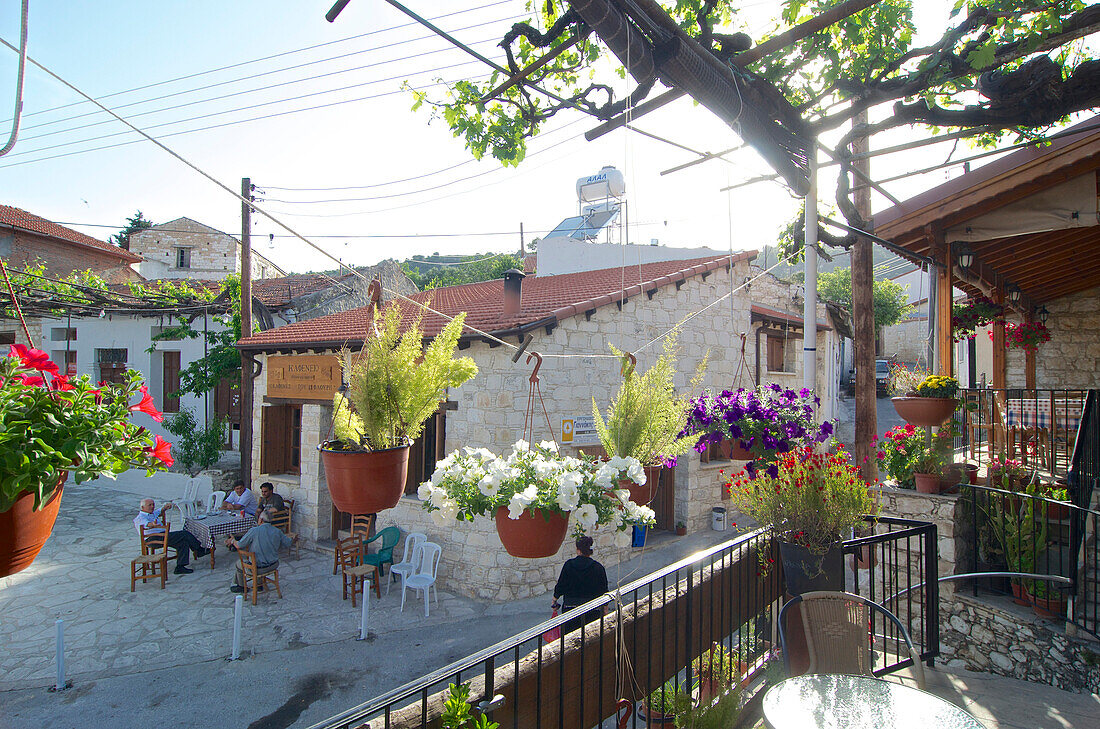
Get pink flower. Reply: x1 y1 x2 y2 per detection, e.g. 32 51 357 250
9 344 59 374
129 385 164 423
147 435 173 467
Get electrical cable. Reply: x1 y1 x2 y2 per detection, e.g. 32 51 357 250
1 0 517 124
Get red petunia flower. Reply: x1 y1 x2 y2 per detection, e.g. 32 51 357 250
9 344 59 374
129 385 164 423
148 435 173 467
12 373 46 387
50 374 76 391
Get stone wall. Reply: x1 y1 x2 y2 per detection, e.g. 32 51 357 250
130 217 282 282
1006 285 1100 389
942 593 1100 693
869 485 1100 694
882 307 930 364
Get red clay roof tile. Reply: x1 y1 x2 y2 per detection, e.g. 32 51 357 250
239 252 757 350
0 205 142 263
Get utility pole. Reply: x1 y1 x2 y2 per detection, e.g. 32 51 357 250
802 150 818 393
240 177 254 488
851 112 878 482
519 222 525 257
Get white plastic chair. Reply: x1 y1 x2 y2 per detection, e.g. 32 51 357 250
387 532 427 595
205 490 225 515
400 542 441 617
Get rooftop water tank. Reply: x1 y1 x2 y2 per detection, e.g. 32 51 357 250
576 165 626 202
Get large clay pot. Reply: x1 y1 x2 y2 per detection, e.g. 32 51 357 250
914 472 941 494
778 541 843 597
891 396 959 427
0 475 65 579
319 442 410 515
1028 589 1067 619
494 507 570 559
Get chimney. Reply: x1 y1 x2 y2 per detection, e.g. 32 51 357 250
503 268 525 317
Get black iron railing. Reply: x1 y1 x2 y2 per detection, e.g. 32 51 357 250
952 388 1091 484
964 484 1099 641
308 518 940 729
1068 389 1099 509
844 516 940 673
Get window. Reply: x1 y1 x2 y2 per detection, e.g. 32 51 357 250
261 404 302 475
0 331 15 345
175 247 191 269
95 348 128 384
50 327 76 342
162 351 181 413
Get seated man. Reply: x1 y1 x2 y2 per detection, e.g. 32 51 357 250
133 498 208 575
225 507 297 593
257 482 285 513
221 479 258 517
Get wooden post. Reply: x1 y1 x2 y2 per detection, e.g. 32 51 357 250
991 280 1007 455
851 113 877 481
934 231 953 376
1024 311 1037 390
240 177 254 488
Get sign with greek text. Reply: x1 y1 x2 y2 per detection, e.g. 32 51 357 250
266 355 341 401
560 415 600 446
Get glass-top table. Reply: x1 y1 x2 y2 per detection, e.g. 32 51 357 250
763 674 986 729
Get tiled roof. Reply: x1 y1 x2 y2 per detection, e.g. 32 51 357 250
751 304 832 331
239 252 757 350
0 205 142 263
252 272 357 307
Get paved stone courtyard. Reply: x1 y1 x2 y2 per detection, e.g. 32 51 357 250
1 473 1097 729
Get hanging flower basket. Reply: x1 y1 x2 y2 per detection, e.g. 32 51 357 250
952 296 1004 341
494 507 570 559
319 442 410 515
0 476 65 579
891 397 959 427
1002 321 1051 353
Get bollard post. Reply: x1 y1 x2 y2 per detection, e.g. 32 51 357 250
358 582 369 640
55 619 64 691
231 594 243 660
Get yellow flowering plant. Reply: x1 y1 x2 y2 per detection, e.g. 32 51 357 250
914 374 959 399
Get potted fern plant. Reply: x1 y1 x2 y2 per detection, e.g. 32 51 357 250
320 305 477 515
592 335 704 505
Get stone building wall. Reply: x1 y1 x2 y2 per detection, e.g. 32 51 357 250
1006 285 1100 389
130 217 282 282
882 307 930 365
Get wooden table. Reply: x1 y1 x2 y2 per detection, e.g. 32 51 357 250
184 513 256 568
763 674 986 729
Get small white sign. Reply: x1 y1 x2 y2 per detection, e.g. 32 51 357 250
560 415 600 446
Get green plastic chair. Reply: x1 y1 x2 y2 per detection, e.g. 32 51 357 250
362 526 401 575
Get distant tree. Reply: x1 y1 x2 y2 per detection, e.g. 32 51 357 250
401 253 523 290
110 210 154 250
817 267 910 333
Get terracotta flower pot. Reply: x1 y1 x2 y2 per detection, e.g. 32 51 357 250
965 464 979 485
1028 590 1067 619
913 472 941 494
494 506 570 559
1044 500 1071 521
319 442 410 515
0 475 65 579
891 396 959 427
1010 581 1030 606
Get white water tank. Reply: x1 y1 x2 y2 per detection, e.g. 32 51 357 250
576 166 626 202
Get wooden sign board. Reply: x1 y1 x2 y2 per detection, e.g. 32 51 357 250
266 355 341 401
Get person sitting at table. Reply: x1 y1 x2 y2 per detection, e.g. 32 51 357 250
133 498 208 575
221 479 258 517
257 482 285 512
225 507 297 593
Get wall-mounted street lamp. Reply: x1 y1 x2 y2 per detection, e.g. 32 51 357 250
1036 305 1050 324
956 243 975 271
1007 283 1022 304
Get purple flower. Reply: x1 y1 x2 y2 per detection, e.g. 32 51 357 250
765 464 779 478
799 387 811 398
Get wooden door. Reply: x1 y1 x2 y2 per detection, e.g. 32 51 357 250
651 464 676 532
162 351 180 413
261 405 290 474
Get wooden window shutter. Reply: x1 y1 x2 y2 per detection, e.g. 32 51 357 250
767 336 785 372
162 351 181 413
261 406 290 474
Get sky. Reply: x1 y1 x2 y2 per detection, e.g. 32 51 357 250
0 1 1085 276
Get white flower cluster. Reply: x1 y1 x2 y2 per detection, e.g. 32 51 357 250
418 440 655 535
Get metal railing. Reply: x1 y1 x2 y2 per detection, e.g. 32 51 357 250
1068 390 1099 509
952 388 1091 484
964 483 1099 641
309 518 940 729
844 516 940 673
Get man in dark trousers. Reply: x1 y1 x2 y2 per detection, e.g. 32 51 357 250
552 536 609 635
133 498 207 574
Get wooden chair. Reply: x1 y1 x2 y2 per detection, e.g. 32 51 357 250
344 562 381 607
269 508 299 560
131 523 169 591
332 515 374 574
334 533 363 579
237 549 281 605
140 520 178 562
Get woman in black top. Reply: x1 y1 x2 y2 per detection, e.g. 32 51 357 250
553 536 609 635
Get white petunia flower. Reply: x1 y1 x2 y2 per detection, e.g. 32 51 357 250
533 458 555 479
507 485 538 519
512 439 530 453
627 462 646 485
417 482 433 501
556 483 579 511
575 503 599 531
478 473 501 497
613 489 632 506
607 456 630 471
538 440 559 454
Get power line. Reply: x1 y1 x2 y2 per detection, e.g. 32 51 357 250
1 0 517 124
0 74 490 170
18 32 507 144
1 60 488 161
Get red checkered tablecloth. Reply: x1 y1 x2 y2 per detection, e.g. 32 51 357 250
184 513 255 550
1005 399 1083 432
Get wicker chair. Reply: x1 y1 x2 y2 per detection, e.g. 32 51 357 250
778 591 925 689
